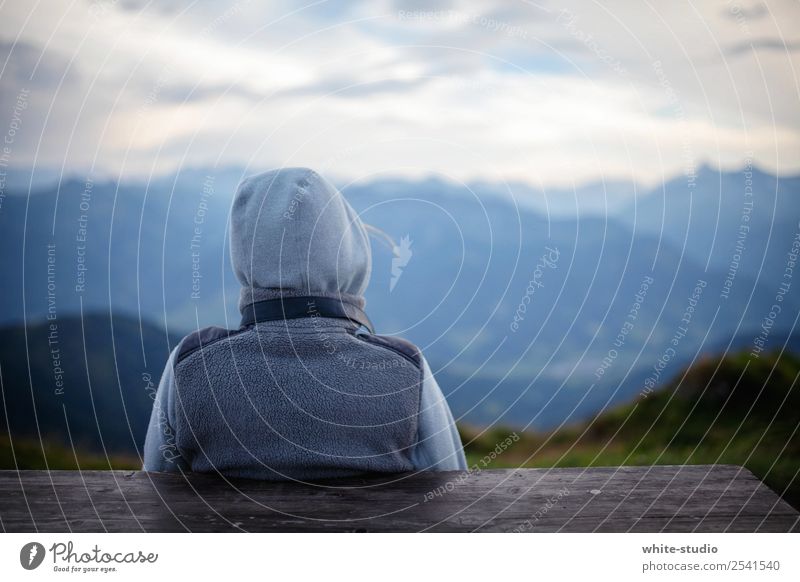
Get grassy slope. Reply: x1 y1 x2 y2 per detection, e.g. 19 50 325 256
462 349 800 509
0 435 139 471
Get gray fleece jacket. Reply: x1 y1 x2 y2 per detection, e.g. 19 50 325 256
143 167 466 479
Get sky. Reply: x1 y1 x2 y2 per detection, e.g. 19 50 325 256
1 0 798 188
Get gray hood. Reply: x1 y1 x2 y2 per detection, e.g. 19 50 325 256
230 167 371 312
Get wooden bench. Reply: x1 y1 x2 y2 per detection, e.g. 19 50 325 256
1 465 797 532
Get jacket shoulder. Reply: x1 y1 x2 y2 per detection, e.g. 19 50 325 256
175 326 244 366
358 333 422 369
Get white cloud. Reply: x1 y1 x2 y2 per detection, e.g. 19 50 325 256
1 0 798 187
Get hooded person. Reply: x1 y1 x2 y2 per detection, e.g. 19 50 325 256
143 167 467 479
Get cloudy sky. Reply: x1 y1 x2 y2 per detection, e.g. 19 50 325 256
1 0 798 187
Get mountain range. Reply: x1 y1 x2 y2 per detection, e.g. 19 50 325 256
1 165 798 445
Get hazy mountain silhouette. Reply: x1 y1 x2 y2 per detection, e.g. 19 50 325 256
1 166 798 430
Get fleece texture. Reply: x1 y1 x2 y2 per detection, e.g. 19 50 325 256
173 318 422 479
230 167 371 312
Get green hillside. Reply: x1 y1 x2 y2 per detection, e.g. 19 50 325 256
462 348 800 509
0 434 139 470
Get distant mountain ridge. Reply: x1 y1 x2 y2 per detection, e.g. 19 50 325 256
1 165 798 428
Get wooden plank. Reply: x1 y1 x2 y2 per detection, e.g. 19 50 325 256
0 465 796 532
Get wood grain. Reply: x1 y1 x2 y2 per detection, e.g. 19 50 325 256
0 465 797 532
